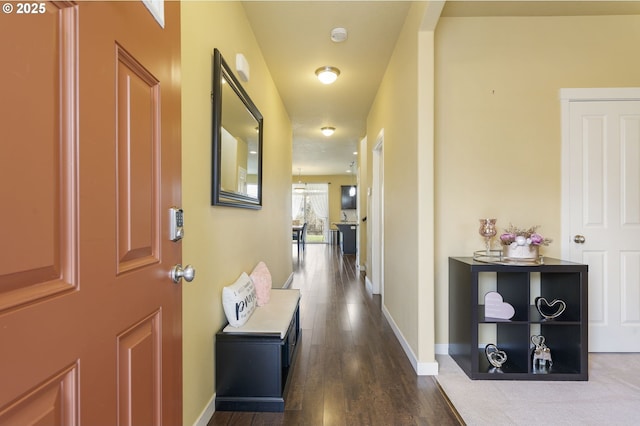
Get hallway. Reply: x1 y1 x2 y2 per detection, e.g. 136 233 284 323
208 244 462 425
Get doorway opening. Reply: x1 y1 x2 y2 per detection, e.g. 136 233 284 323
292 183 330 243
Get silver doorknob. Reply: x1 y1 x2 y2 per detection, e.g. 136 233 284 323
171 264 195 283
574 235 586 244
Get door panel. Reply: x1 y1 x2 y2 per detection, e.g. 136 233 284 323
0 2 182 423
566 99 640 351
622 252 640 323
117 311 161 426
0 363 78 426
622 116 640 225
116 45 161 272
0 1 77 313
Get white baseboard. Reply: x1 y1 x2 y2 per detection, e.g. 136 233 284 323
365 275 373 293
435 343 449 355
282 272 294 289
381 305 439 376
192 393 216 426
417 359 439 375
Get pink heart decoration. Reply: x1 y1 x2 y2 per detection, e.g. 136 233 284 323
484 291 515 320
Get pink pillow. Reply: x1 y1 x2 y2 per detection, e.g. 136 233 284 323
250 261 272 306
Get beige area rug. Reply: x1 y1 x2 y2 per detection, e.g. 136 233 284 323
436 354 640 425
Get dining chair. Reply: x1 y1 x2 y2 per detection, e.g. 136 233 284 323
293 222 307 253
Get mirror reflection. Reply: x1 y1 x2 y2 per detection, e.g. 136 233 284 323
212 48 263 209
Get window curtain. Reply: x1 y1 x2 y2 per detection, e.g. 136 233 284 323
292 187 304 221
306 183 329 242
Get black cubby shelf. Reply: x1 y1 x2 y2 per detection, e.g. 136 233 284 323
449 257 588 381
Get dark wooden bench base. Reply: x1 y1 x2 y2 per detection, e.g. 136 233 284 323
215 300 300 412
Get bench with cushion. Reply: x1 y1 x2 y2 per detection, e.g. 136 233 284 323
215 265 301 412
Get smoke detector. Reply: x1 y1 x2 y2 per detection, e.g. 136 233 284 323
330 27 348 43
236 53 250 82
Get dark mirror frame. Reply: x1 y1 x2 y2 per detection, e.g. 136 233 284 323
211 48 263 209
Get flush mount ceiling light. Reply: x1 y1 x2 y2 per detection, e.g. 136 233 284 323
315 66 340 84
321 126 335 136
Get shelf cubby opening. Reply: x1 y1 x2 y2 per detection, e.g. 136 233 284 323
477 348 529 374
540 272 583 322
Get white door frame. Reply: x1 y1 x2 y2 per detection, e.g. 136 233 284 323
560 87 640 258
357 137 366 269
371 130 384 297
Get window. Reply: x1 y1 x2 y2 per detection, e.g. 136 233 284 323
292 183 329 243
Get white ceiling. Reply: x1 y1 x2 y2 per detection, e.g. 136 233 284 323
243 1 412 176
242 1 640 177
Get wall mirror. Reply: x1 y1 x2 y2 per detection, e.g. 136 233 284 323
211 48 263 209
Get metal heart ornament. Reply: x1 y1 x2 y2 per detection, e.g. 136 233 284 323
535 297 566 319
485 344 507 368
531 334 546 348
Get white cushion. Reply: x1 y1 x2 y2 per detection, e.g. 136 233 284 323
222 272 257 327
223 289 300 339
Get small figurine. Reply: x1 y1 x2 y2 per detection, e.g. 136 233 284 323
531 335 552 368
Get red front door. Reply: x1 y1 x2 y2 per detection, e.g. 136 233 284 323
0 2 182 424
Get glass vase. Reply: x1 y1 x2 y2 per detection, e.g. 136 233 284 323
479 218 497 255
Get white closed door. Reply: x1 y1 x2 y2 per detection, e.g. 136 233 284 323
564 92 640 352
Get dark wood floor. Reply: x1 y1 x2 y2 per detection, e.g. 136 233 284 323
208 244 463 426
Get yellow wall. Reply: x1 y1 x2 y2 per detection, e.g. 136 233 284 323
366 2 433 366
181 2 292 424
434 15 640 346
